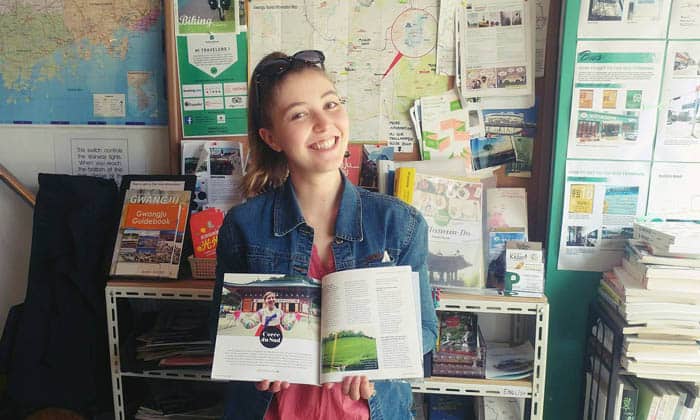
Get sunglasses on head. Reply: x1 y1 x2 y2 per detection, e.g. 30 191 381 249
253 50 326 83
253 50 326 114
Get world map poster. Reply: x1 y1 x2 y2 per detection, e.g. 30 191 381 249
0 0 167 125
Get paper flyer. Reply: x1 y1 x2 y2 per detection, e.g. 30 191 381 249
577 0 672 38
668 0 700 39
654 41 700 162
558 160 650 272
566 41 665 161
647 162 700 220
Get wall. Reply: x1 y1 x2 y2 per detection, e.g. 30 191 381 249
0 125 170 333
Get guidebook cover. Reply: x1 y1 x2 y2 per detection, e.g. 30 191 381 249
211 266 424 385
110 189 192 279
410 173 485 289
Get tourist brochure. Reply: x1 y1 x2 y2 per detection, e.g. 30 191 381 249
211 265 424 385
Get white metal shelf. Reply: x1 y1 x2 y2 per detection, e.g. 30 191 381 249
121 370 217 381
430 290 549 420
105 282 549 420
412 377 533 398
106 280 216 420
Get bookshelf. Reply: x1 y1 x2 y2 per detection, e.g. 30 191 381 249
106 282 549 419
582 301 626 420
411 291 550 419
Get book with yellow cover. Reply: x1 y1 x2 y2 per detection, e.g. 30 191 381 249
110 189 192 278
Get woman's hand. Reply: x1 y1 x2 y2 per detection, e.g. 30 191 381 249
323 376 374 400
255 380 290 393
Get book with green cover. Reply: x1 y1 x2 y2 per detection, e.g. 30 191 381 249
632 377 662 420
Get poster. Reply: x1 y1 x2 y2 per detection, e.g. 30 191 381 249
558 160 650 271
654 41 700 162
577 0 671 38
566 41 664 161
175 0 248 137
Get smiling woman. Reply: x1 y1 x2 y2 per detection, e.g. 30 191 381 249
212 50 438 420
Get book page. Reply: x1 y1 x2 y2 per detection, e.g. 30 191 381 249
211 274 322 385
319 266 423 384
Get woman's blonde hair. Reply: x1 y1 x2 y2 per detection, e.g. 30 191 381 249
242 51 328 198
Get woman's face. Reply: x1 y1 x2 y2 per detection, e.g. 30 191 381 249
258 69 349 179
265 294 276 307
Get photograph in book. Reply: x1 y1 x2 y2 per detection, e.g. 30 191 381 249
212 266 424 385
411 173 484 288
110 189 192 278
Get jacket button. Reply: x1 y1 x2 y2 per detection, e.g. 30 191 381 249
334 238 343 244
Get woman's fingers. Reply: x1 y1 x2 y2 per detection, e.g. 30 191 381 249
340 376 372 400
341 376 353 396
255 380 270 391
359 376 374 400
255 380 289 393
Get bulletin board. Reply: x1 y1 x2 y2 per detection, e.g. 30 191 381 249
164 0 564 246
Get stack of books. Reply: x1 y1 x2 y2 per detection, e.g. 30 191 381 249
593 221 700 419
431 311 486 379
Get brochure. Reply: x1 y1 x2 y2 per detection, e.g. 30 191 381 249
211 266 424 385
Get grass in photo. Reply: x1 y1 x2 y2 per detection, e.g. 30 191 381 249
321 330 378 373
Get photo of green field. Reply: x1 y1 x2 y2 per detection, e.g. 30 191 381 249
321 330 379 373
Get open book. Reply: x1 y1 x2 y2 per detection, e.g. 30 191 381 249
211 265 424 385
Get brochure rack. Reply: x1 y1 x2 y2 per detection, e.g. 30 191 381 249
106 282 548 419
106 280 218 420
411 292 549 419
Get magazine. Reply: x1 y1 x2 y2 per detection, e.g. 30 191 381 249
110 189 192 278
211 265 424 385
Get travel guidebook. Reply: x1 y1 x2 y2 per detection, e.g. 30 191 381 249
110 189 192 278
211 266 424 385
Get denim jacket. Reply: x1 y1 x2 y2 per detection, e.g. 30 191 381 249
213 174 439 420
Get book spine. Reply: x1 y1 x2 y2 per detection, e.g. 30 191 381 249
620 384 638 420
394 167 416 205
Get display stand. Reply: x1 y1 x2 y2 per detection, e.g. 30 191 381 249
107 282 548 419
412 292 549 419
105 280 217 420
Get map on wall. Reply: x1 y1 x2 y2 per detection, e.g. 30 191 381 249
0 0 167 125
249 0 449 147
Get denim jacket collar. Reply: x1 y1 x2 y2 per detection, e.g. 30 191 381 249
272 172 363 242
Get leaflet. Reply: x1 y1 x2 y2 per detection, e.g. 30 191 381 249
654 41 700 162
437 0 462 76
458 0 535 100
577 0 671 38
669 0 700 39
181 140 245 213
558 160 650 272
566 41 664 161
647 162 700 220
